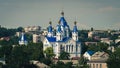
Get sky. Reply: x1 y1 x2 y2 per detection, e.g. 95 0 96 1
0 0 120 30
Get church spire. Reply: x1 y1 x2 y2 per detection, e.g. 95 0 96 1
47 21 53 37
72 21 78 41
73 21 78 32
49 20 52 25
56 21 63 41
57 21 62 32
48 21 52 32
61 10 64 17
74 21 77 26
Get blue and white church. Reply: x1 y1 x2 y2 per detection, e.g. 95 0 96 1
19 32 28 45
43 11 81 58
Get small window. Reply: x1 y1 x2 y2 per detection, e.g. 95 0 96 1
66 45 68 52
69 45 70 52
93 64 95 68
100 64 102 68
89 64 91 68
96 64 98 68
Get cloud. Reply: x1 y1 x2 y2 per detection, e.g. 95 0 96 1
97 6 120 13
77 23 90 29
109 22 120 29
97 6 114 13
113 22 120 27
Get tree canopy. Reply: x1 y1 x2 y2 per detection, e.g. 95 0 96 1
107 48 120 68
44 47 55 59
87 42 109 52
50 61 73 68
59 51 70 60
0 27 17 37
75 56 89 68
0 42 44 68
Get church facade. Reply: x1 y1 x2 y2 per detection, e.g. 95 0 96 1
43 12 81 58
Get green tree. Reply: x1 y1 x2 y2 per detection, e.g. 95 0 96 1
26 33 33 42
55 61 65 68
87 44 98 52
7 46 30 68
0 27 17 37
75 56 89 68
81 43 88 54
116 42 120 47
65 62 73 68
107 48 120 68
59 51 70 60
9 36 19 45
97 43 108 52
26 42 44 61
78 57 86 65
42 58 52 66
0 45 12 64
17 27 23 32
87 42 108 52
0 43 43 68
50 61 73 68
78 30 89 42
0 62 3 68
44 47 55 59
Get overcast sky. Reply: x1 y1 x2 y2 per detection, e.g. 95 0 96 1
0 0 120 30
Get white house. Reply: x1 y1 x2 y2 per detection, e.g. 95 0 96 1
83 51 95 60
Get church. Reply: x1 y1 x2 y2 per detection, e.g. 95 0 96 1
19 32 28 45
43 11 82 58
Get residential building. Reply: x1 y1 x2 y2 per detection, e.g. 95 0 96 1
87 60 107 68
85 42 97 46
88 30 107 38
107 46 115 52
24 26 41 33
87 51 109 68
83 50 95 60
101 38 113 45
42 29 48 36
91 51 109 61
115 39 120 44
33 34 41 43
16 32 22 37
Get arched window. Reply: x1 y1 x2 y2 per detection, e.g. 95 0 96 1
76 45 78 52
100 64 102 68
60 45 62 52
72 45 73 52
66 45 68 52
63 46 65 51
69 45 70 52
89 64 91 68
93 64 95 68
96 64 98 68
